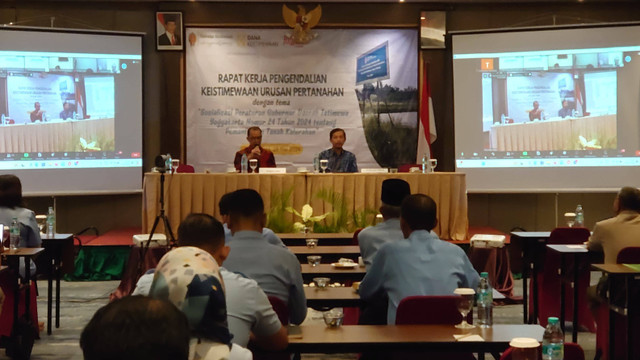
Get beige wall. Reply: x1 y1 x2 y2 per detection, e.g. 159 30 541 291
3 1 638 234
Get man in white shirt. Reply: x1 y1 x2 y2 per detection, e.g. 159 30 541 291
133 213 288 350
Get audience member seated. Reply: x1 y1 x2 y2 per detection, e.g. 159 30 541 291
359 194 480 324
223 189 307 325
149 247 252 360
219 192 285 247
80 296 190 360
0 174 42 276
587 186 640 312
358 179 411 270
133 213 288 351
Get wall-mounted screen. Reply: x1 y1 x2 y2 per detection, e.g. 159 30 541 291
452 23 640 192
0 27 143 195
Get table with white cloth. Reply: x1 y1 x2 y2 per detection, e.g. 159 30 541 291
142 172 468 240
489 114 616 151
0 118 114 153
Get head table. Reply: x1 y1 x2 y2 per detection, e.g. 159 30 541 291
142 172 468 241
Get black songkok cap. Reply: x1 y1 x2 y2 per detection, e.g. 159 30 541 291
381 179 411 206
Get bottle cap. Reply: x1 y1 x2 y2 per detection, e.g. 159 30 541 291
454 288 475 295
547 317 559 324
481 272 489 277
509 337 540 348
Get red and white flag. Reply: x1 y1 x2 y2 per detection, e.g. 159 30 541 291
416 61 437 163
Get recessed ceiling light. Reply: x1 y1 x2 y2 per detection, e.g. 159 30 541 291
420 16 426 20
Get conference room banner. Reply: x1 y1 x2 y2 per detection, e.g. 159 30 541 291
186 28 418 172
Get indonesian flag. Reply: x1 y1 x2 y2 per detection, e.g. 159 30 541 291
416 61 437 163
574 74 584 117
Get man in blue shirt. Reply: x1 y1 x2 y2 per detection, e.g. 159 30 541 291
358 179 410 270
218 192 285 247
132 213 288 351
558 99 573 118
318 128 358 173
359 194 480 324
59 101 74 120
222 189 307 325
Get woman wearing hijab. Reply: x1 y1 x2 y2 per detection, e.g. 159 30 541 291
149 246 253 360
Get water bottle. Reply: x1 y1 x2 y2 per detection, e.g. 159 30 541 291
501 114 506 124
241 153 248 173
575 205 584 227
421 153 429 174
47 206 56 237
1 114 5 125
313 154 320 173
477 272 493 327
165 154 172 173
9 217 20 250
542 317 564 360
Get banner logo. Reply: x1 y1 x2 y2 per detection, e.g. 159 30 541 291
282 4 322 45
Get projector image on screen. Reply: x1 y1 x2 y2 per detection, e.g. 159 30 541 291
452 24 640 192
0 28 143 195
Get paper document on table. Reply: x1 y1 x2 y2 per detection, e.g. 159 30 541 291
566 245 586 249
453 334 484 342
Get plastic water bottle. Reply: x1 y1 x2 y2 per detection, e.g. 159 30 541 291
542 317 564 360
1 114 5 125
313 154 320 173
164 154 172 173
421 153 429 174
477 272 493 327
9 217 20 250
47 206 56 237
575 205 584 227
241 153 248 173
501 114 506 124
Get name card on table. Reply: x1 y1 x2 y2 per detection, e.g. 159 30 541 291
360 168 389 174
259 168 287 174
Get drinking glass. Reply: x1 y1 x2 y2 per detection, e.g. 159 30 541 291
453 288 476 329
307 255 321 266
564 212 576 227
319 159 329 173
249 159 258 173
171 159 180 174
509 338 540 360
429 159 438 172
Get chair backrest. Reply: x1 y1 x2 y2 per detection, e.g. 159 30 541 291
176 164 195 173
352 228 363 246
395 295 472 325
267 296 289 326
500 342 584 360
617 246 640 263
547 227 590 245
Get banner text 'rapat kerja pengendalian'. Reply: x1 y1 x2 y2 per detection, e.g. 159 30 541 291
201 73 345 97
